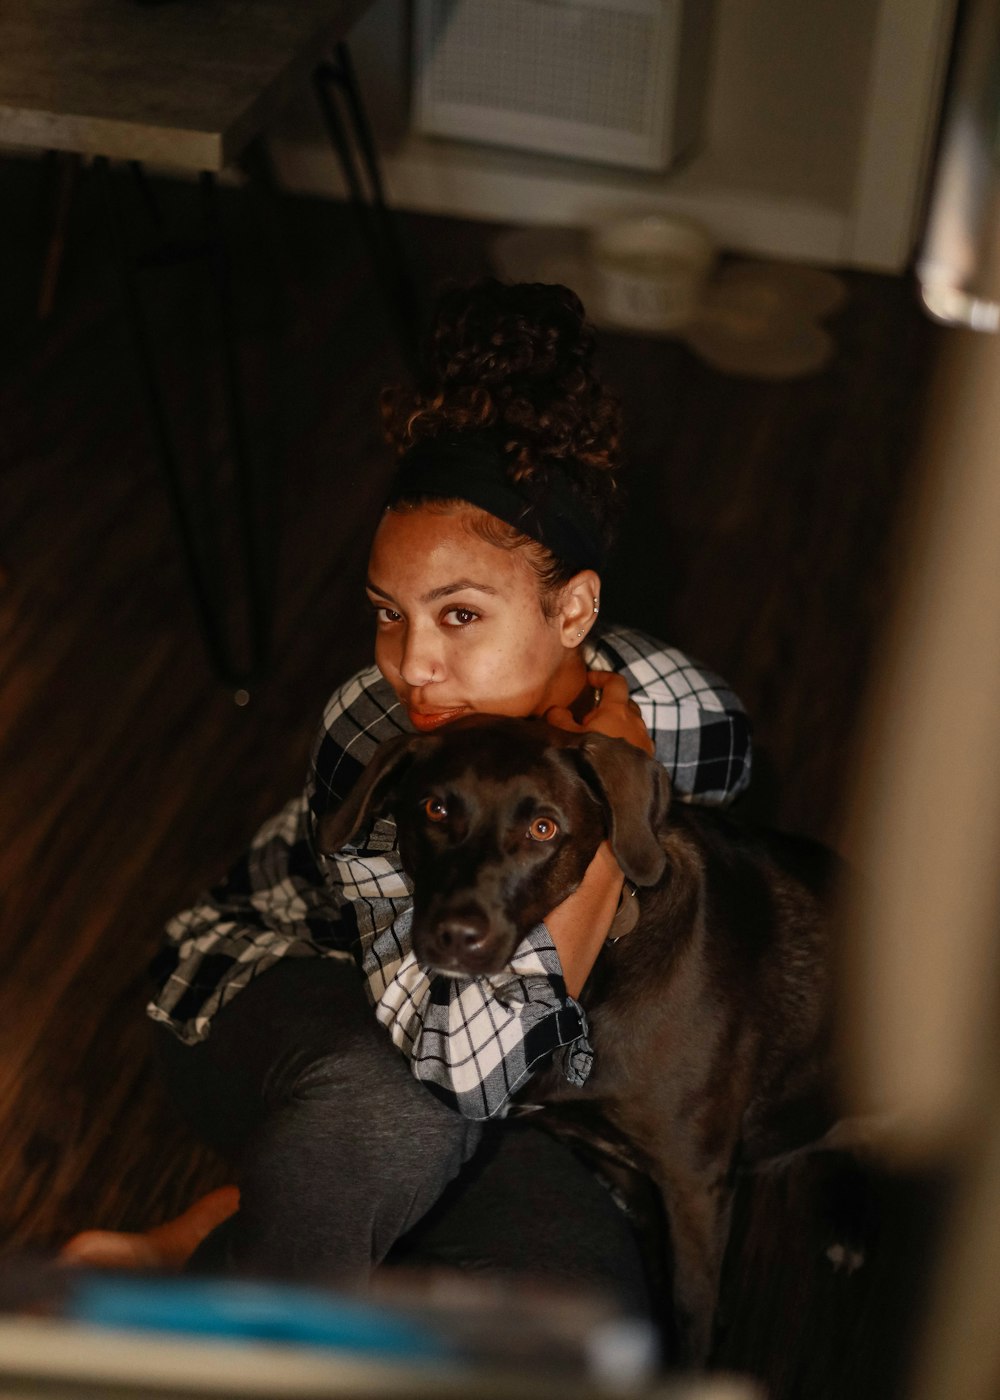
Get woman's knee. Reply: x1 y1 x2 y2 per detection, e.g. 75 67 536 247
271 1029 479 1171
234 1045 482 1277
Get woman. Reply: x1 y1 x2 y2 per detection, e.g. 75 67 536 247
67 280 751 1309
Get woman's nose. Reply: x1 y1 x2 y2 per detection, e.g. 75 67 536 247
398 623 442 688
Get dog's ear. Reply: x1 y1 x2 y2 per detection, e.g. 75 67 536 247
316 733 423 855
572 734 671 886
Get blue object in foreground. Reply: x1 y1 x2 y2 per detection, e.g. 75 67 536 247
68 1275 456 1363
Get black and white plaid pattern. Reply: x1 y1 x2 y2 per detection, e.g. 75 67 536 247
148 625 751 1119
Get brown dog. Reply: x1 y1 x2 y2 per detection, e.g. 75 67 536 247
318 715 839 1365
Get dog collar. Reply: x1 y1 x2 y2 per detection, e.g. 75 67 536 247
606 879 639 943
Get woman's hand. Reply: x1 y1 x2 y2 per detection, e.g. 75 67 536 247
546 671 655 756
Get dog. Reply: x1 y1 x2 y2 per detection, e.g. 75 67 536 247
318 714 841 1365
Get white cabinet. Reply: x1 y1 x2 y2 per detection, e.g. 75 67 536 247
270 0 959 273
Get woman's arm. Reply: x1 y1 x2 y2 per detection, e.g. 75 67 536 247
544 840 623 999
542 672 650 996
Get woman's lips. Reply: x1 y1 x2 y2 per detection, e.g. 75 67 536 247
408 708 468 732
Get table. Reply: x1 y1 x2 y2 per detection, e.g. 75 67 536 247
0 0 408 687
0 0 373 171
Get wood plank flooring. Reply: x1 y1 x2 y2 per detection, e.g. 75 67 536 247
0 153 949 1397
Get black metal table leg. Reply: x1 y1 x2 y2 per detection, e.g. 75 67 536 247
313 42 420 365
96 156 271 689
37 151 81 320
199 170 271 680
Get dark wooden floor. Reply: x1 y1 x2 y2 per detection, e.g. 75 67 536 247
0 154 949 1396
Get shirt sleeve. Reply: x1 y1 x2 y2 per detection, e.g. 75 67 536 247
147 664 413 1045
147 789 359 1044
589 626 752 805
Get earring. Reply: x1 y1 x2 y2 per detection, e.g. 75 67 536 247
593 599 600 614
577 630 584 639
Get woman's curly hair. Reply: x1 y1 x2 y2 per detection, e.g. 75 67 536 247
381 278 625 571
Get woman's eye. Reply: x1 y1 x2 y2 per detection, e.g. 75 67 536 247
423 796 448 823
374 606 402 625
442 607 479 627
527 816 559 842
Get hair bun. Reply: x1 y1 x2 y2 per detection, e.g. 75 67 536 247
381 277 624 547
427 278 595 400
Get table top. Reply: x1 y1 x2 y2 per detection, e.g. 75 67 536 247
0 0 372 171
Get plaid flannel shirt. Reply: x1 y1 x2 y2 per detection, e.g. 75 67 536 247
148 625 751 1119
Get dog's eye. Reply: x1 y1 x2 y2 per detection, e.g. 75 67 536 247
527 816 559 842
422 796 448 823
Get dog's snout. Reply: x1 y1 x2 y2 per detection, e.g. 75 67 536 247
415 902 510 974
436 912 489 955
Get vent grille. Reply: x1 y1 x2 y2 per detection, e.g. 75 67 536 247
422 0 657 136
413 0 712 173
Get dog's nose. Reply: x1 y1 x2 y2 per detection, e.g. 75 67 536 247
435 913 489 955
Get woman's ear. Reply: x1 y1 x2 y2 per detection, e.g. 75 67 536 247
556 569 602 647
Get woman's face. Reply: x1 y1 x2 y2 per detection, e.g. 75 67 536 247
367 507 591 731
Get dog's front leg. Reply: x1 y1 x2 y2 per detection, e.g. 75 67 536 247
656 1163 734 1368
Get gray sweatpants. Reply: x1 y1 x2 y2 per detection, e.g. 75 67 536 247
153 959 652 1313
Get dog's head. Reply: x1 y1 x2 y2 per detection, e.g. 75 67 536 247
317 715 670 976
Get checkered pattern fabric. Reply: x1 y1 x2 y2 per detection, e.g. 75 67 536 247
148 625 751 1119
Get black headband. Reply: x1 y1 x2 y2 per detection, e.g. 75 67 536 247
386 433 605 573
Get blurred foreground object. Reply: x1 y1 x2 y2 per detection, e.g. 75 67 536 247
917 0 1000 328
840 7 1000 1377
0 1259 764 1399
840 308 1000 1166
843 0 1000 1166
